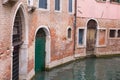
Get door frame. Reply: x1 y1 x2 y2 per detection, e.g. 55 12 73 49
34 25 51 71
11 3 28 80
85 18 99 54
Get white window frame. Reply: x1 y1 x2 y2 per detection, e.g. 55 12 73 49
97 28 107 47
77 27 86 48
38 0 50 11
66 26 72 41
68 0 75 14
54 0 62 12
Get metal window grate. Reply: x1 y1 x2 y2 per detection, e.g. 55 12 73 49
12 46 20 80
12 10 23 80
13 10 22 45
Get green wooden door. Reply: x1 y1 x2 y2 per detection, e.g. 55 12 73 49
35 37 46 73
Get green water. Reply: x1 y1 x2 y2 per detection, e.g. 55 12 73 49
32 57 120 80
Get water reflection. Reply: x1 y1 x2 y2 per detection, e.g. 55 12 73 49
32 57 120 80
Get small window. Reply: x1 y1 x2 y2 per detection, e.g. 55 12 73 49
109 30 116 38
69 0 73 13
68 28 72 39
28 0 33 6
39 0 47 9
98 29 106 46
117 30 120 37
96 0 106 1
78 29 84 45
110 0 120 3
55 0 60 11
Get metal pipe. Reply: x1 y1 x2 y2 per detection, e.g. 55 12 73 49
73 0 77 54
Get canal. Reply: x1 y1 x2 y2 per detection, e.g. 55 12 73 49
32 57 120 80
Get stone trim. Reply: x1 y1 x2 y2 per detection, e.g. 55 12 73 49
11 3 28 80
47 56 75 69
34 25 51 69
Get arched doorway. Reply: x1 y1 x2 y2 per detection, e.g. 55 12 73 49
12 9 23 79
35 28 46 73
86 19 97 56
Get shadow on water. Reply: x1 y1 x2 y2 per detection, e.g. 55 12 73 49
32 57 120 80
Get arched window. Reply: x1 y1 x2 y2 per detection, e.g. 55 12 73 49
13 10 22 45
67 28 72 39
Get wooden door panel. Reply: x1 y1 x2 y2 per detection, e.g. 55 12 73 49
35 37 46 73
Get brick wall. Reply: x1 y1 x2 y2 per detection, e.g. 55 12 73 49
28 0 75 74
0 0 12 79
76 17 120 56
1 0 120 79
0 0 28 79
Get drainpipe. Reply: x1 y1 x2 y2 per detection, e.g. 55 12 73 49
73 0 77 55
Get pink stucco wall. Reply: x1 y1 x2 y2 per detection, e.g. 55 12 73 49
77 0 120 19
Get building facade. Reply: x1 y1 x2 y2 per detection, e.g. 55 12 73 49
1 0 120 80
0 0 75 79
76 0 120 57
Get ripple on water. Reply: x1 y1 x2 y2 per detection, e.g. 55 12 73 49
32 57 120 80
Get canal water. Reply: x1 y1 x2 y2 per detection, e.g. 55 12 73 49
32 57 120 80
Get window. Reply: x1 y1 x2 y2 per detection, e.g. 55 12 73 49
109 29 120 38
39 0 47 9
117 30 120 37
98 29 106 46
13 10 22 43
110 0 120 3
67 28 72 39
96 0 106 1
78 29 84 45
55 0 60 11
109 30 116 38
28 0 33 6
69 0 73 13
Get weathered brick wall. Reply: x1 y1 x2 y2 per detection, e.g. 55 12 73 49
0 0 28 79
76 17 120 56
0 0 12 79
0 0 120 79
28 0 74 73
